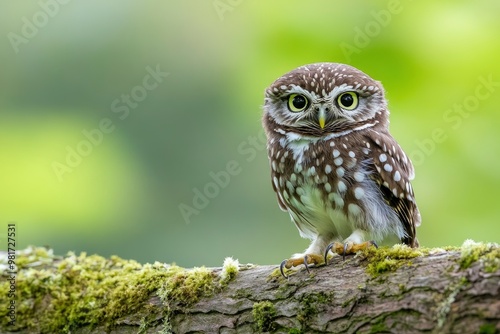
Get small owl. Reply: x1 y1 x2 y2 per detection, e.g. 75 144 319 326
262 63 421 276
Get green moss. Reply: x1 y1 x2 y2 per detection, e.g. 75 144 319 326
219 257 239 286
296 292 333 330
268 268 285 281
362 244 426 277
370 321 388 333
252 301 276 332
3 250 165 332
482 248 500 273
6 245 58 270
479 323 497 334
459 240 499 270
442 245 461 252
0 246 235 333
157 266 215 307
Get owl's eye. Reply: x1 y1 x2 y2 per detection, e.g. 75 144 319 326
287 94 309 112
337 92 359 110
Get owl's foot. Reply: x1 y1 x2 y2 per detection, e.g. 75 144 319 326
324 240 378 263
280 254 324 279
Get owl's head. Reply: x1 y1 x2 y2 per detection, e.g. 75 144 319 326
263 63 388 136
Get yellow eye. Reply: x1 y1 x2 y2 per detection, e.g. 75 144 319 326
337 92 359 110
287 94 309 112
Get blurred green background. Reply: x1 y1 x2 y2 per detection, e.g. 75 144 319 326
0 1 499 267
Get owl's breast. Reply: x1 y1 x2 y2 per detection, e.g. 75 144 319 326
269 137 371 238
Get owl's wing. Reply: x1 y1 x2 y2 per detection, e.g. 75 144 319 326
270 171 288 212
366 131 421 247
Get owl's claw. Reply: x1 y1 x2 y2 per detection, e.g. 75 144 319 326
303 255 311 274
324 242 344 264
343 243 349 261
279 260 288 279
279 254 324 278
324 240 379 264
324 243 334 264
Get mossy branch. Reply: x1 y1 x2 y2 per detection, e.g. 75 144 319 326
1 241 499 334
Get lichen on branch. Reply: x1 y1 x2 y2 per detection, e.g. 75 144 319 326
0 247 237 333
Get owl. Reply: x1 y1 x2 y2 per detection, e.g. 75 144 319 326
262 63 421 277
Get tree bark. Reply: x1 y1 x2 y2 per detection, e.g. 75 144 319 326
1 244 499 334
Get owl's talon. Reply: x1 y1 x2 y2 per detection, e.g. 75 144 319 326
324 242 345 263
343 243 349 261
324 242 344 262
324 240 378 261
279 254 323 278
324 243 334 264
303 255 310 274
280 259 289 279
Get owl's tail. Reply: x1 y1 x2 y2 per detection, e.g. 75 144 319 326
402 236 419 248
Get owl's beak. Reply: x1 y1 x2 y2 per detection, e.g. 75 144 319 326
318 108 326 129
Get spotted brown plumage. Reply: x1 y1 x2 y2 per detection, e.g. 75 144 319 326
262 63 421 275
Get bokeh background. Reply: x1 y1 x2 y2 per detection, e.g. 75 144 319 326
1 1 499 267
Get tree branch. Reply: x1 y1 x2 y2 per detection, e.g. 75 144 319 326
1 241 499 333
